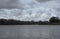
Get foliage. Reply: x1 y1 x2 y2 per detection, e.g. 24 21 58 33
49 17 60 23
0 16 60 25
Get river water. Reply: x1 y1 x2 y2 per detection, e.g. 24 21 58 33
0 25 60 39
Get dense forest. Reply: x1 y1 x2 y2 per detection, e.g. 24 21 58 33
0 16 60 25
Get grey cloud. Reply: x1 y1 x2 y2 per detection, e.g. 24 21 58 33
0 0 22 9
0 7 57 21
56 8 60 12
0 0 59 21
36 0 52 2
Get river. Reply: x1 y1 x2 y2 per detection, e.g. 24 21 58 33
0 25 60 39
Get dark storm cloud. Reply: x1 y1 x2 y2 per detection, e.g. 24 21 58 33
0 0 21 9
36 0 52 2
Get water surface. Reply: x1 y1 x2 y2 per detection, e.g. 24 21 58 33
0 25 60 39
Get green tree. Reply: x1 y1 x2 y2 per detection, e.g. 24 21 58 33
49 17 60 23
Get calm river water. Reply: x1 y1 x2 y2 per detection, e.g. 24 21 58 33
0 25 60 39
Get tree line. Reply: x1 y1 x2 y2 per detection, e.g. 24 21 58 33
0 16 60 25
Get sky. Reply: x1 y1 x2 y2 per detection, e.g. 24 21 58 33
0 0 60 21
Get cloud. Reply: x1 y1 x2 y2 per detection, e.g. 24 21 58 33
0 0 23 9
0 0 59 21
0 7 57 21
36 0 52 2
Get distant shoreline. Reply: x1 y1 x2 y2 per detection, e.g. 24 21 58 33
0 17 60 25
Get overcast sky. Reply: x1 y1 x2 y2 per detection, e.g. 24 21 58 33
0 0 60 21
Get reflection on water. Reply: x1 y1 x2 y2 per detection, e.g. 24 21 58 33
0 25 60 39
